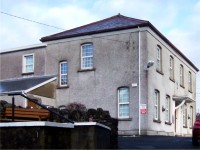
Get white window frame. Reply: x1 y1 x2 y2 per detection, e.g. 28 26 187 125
156 46 162 72
154 90 160 120
165 95 170 123
59 61 68 87
183 107 187 127
118 87 130 118
169 56 174 80
81 43 94 69
180 65 184 86
189 106 193 128
22 54 34 73
188 71 192 92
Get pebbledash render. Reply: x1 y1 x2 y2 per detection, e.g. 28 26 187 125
0 14 199 136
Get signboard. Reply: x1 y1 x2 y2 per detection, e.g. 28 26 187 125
140 104 147 114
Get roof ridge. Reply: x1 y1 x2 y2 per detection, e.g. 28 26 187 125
116 14 149 23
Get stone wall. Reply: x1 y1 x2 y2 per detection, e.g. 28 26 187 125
0 121 111 149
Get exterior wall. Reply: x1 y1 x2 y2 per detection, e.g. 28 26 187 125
0 27 198 136
44 30 141 134
146 29 197 136
0 47 46 80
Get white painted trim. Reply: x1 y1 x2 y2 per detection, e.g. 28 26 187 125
22 53 34 73
74 122 111 130
0 121 74 128
118 87 130 119
59 61 68 87
25 77 57 93
81 43 94 70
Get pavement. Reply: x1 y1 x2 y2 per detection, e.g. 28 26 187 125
118 135 200 149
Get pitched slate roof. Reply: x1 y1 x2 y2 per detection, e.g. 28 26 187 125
40 14 149 42
40 14 199 72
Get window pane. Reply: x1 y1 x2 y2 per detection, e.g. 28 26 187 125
26 65 33 72
61 75 68 85
26 55 33 64
119 88 129 103
119 104 129 117
82 57 93 68
61 63 67 74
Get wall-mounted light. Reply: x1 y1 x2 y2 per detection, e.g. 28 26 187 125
144 60 154 70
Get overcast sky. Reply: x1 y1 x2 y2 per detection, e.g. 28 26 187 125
0 0 200 112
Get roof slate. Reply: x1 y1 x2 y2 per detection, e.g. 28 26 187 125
40 14 148 42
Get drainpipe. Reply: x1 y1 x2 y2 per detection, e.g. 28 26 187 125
138 26 141 136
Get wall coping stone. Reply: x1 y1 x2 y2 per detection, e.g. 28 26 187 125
74 122 111 131
0 121 74 128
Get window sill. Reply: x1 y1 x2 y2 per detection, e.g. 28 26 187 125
118 118 132 121
153 119 161 123
165 121 172 125
57 85 69 89
169 78 175 83
156 70 164 75
77 68 96 72
188 90 193 93
22 72 34 75
180 84 185 89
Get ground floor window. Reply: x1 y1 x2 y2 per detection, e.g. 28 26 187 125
183 107 187 127
118 87 129 118
165 95 171 123
154 90 160 121
189 106 193 128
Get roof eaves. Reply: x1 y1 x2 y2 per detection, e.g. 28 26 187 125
147 22 199 72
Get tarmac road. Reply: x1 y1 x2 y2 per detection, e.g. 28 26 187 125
118 135 200 149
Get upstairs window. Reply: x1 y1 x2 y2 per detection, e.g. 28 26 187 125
59 61 68 86
188 71 192 92
81 43 94 69
189 106 193 128
169 56 174 80
118 87 130 118
23 54 34 73
156 45 162 72
165 95 171 123
180 64 184 87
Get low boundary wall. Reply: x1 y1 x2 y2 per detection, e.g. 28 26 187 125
0 121 111 149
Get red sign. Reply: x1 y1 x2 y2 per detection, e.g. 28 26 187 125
140 104 147 114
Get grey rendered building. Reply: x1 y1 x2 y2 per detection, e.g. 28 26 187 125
0 14 199 136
